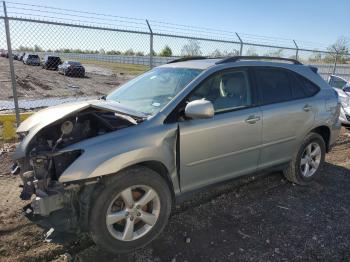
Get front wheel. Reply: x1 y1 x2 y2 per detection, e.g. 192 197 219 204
283 132 326 185
89 166 172 253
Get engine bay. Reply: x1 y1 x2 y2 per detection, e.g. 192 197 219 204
17 108 138 201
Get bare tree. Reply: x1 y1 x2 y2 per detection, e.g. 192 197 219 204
245 47 258 56
210 49 222 57
325 37 349 63
264 48 284 57
181 40 202 56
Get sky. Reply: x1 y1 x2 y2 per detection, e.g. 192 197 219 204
8 0 349 46
1 0 349 57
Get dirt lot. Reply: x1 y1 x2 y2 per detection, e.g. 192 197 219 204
0 57 146 101
0 128 350 262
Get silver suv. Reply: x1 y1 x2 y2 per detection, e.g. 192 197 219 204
13 56 341 253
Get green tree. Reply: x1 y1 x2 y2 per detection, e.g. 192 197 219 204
124 49 135 56
159 45 173 57
106 50 121 55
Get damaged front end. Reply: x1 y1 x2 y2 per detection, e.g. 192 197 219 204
12 100 144 230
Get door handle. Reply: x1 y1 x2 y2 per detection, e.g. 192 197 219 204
303 104 313 112
245 115 261 124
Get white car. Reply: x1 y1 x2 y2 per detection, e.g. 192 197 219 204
328 75 350 126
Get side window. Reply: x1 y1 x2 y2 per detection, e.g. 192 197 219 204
254 68 292 104
294 74 319 97
188 70 252 113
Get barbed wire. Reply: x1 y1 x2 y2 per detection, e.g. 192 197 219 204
3 1 336 52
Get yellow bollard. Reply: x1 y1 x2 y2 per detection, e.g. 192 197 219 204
0 112 33 140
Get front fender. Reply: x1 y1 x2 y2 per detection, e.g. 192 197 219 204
58 122 178 186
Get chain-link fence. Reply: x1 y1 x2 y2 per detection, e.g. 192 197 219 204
0 1 349 133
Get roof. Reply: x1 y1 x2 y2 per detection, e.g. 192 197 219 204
159 56 302 70
159 58 220 70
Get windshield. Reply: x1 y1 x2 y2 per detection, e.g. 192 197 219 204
106 67 202 115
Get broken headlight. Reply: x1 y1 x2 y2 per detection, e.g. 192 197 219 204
52 150 82 180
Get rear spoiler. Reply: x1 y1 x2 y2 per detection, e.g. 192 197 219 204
308 66 318 74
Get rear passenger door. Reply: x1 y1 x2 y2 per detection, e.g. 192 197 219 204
253 67 319 169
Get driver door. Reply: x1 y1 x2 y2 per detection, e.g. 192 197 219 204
178 68 262 192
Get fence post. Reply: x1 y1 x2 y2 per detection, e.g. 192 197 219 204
293 40 299 60
3 1 20 126
146 20 153 68
332 47 338 75
235 33 243 55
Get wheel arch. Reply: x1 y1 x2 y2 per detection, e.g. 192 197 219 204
78 160 175 232
310 125 331 152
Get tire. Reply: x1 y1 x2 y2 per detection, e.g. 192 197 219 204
89 166 172 253
283 132 326 185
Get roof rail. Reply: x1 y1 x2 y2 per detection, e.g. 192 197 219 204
167 56 208 64
216 56 302 65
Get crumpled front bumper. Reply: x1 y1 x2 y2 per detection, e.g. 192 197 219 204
31 194 65 216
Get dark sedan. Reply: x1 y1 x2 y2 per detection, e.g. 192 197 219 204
58 61 85 77
42 55 62 70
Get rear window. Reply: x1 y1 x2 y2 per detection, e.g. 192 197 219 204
254 68 292 104
68 61 81 66
47 56 60 60
294 74 319 97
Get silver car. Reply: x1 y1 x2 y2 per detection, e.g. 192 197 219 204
13 56 341 253
23 53 41 66
328 75 350 126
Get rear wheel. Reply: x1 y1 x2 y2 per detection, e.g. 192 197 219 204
89 166 172 253
283 132 326 185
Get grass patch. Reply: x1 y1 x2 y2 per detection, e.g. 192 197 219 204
78 60 149 75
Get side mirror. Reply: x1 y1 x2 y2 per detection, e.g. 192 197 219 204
185 99 214 119
343 86 350 93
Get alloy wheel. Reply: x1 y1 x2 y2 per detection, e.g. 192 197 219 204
300 142 322 177
106 185 161 241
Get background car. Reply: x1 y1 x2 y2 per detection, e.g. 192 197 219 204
328 75 350 126
23 53 41 66
18 52 25 61
58 61 85 77
42 55 62 70
0 50 7 58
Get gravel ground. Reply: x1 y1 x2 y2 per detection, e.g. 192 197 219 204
0 128 349 262
0 57 133 101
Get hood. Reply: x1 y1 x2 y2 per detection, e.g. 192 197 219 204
17 99 146 133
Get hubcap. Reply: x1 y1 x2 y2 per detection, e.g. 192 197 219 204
106 185 160 241
300 142 322 177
